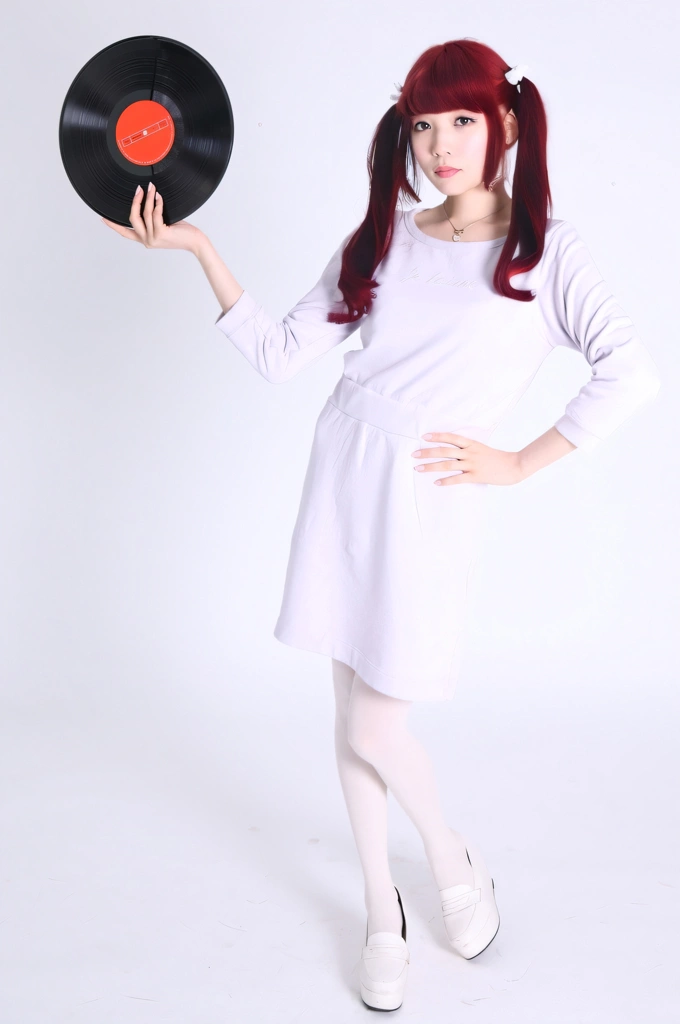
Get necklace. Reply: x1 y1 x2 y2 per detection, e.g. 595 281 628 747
442 196 510 242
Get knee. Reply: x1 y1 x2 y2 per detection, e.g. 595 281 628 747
346 714 394 765
345 674 410 763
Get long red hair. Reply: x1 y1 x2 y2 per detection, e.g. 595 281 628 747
327 38 552 325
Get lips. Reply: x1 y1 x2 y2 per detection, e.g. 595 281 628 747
435 167 460 177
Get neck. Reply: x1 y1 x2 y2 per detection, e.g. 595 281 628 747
442 184 512 228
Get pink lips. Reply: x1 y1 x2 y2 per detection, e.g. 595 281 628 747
435 168 460 177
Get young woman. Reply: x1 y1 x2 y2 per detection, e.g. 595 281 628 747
103 38 661 1012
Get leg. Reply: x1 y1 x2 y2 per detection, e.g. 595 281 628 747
346 671 474 893
331 658 403 936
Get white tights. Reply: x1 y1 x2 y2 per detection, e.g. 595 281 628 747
331 658 474 936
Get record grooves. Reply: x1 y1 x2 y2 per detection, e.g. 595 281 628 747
59 36 234 225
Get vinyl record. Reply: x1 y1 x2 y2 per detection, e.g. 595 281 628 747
59 35 234 226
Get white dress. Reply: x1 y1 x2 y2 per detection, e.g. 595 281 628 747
214 206 661 701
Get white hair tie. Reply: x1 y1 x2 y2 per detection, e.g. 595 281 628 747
389 82 402 102
504 64 530 92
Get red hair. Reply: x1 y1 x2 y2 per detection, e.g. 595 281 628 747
327 38 553 324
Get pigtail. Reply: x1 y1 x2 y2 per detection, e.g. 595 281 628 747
327 106 418 325
493 75 553 301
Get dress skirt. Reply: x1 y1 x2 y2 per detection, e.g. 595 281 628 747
273 375 491 701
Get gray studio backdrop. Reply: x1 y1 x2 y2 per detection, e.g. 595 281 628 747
1 2 678 1022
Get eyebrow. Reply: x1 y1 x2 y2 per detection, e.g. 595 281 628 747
411 110 476 118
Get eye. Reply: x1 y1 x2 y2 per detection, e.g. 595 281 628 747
412 116 476 131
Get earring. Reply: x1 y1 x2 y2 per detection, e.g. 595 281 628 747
487 173 503 192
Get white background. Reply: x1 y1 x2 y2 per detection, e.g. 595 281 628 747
1 1 678 1021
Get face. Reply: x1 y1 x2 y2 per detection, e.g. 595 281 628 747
409 107 511 196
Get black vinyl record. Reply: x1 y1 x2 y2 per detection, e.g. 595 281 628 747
59 35 234 225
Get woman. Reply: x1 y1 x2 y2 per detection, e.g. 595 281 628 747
102 38 661 1012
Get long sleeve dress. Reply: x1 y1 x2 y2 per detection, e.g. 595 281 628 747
214 206 661 701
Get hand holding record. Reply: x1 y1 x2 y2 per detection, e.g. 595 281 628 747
62 36 243 321
60 36 233 226
101 180 205 255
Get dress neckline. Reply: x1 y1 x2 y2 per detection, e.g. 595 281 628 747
403 204 508 250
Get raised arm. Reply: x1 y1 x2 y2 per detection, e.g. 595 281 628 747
202 228 362 383
194 234 247 319
101 184 362 385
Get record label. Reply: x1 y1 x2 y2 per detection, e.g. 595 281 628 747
115 100 176 166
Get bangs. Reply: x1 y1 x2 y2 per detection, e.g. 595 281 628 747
400 49 497 119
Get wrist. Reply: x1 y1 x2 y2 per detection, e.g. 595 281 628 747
192 232 212 261
516 427 577 481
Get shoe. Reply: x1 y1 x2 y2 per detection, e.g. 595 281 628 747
359 886 410 1011
439 835 500 959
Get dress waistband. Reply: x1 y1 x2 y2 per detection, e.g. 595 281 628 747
327 376 424 440
327 375 492 444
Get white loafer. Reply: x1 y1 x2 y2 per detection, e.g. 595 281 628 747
359 886 410 1011
439 836 500 959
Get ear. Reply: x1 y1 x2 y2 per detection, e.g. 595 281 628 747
504 109 519 146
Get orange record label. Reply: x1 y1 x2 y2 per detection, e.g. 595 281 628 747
115 99 175 165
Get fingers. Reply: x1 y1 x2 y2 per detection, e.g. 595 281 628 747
128 183 147 244
425 431 470 447
101 218 139 241
153 187 164 231
103 183 163 245
415 458 463 472
142 181 156 243
436 472 467 485
411 445 462 459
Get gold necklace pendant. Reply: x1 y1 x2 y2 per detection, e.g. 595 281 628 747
452 229 462 241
